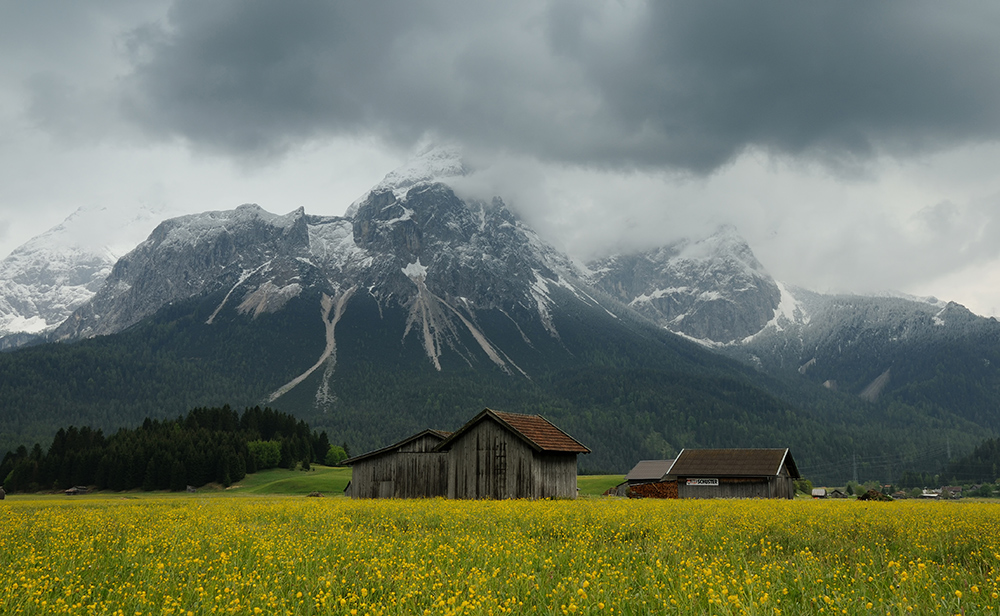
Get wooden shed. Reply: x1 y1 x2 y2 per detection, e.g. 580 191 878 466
344 429 451 499
346 409 589 500
665 448 799 499
435 409 591 500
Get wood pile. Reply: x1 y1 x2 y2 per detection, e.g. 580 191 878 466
628 481 679 499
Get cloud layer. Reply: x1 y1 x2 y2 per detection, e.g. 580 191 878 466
117 1 1000 172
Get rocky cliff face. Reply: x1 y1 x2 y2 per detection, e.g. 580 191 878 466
587 225 783 344
54 205 334 340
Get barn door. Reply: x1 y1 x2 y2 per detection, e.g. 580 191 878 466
493 437 507 499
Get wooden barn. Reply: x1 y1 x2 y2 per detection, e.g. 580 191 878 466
345 409 590 500
343 429 450 499
665 448 799 499
436 409 590 500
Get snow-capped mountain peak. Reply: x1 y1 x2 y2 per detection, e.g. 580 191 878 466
673 224 769 275
0 203 175 341
346 145 469 216
587 225 783 344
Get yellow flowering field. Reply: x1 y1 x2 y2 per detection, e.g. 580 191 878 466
1 497 998 615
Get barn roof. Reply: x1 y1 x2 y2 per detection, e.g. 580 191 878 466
667 448 799 479
625 459 675 483
436 409 590 454
343 428 451 465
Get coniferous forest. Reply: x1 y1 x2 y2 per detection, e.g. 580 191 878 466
0 406 332 493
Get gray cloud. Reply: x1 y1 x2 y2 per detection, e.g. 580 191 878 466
118 0 1000 172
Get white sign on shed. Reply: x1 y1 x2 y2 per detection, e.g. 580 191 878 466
686 478 719 486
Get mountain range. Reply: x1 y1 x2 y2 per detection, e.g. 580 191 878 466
1 148 997 483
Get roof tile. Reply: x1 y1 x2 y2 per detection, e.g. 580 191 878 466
491 410 590 453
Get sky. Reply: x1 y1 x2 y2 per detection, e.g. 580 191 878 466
3 1 1000 316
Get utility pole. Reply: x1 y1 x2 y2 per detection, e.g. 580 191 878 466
946 436 951 460
853 452 858 484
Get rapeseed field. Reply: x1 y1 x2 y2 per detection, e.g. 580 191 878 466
1 497 998 615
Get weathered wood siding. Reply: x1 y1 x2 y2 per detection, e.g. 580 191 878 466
398 434 444 454
349 452 448 499
676 476 795 499
532 453 578 499
447 419 536 499
445 419 579 499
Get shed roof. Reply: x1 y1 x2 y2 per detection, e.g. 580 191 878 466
344 428 451 465
436 409 590 454
625 459 675 483
667 448 799 479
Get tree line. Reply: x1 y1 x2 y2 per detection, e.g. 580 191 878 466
0 405 344 493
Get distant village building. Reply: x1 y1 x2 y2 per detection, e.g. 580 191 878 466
345 409 589 500
811 488 827 498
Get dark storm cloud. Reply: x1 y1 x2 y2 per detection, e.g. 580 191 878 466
121 0 1000 171
563 2 1000 171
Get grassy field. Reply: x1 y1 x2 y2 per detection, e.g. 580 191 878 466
577 474 624 496
2 496 999 615
226 465 352 495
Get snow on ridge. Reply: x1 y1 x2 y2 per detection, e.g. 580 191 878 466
870 289 949 309
741 280 808 344
645 225 769 280
375 145 467 195
348 145 468 216
156 204 304 250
